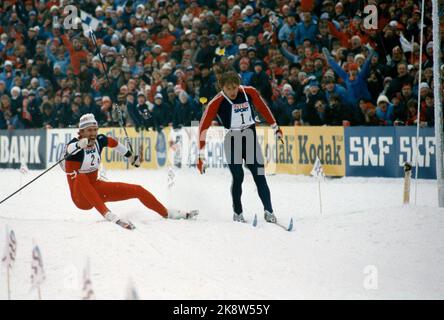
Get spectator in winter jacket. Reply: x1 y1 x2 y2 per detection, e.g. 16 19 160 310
424 94 435 127
195 36 215 67
278 13 297 42
41 102 58 129
250 60 273 105
152 93 170 130
275 92 298 126
295 12 319 47
323 47 373 107
199 65 217 101
239 58 254 86
173 91 199 129
356 99 379 126
302 80 327 125
0 61 16 91
127 92 156 132
376 95 394 126
61 34 88 76
0 109 6 130
385 62 414 100
323 77 353 108
327 94 354 125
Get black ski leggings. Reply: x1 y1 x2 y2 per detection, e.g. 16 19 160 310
223 126 273 214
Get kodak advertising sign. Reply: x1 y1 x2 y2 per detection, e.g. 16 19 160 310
258 126 345 176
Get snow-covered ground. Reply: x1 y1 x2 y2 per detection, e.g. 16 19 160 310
0 167 443 300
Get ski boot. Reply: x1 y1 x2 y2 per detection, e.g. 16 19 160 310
233 212 246 223
264 210 277 223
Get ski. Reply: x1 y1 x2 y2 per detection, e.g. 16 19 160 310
185 210 199 219
116 219 136 230
272 219 293 232
260 217 294 232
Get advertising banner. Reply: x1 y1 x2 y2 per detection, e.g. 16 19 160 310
0 129 46 169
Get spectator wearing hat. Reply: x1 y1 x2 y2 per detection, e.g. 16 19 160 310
195 36 215 67
152 92 170 131
418 82 431 99
204 11 222 35
173 91 200 129
250 60 273 106
323 47 374 108
355 99 378 126
0 61 16 91
274 84 298 126
302 79 327 125
376 95 394 126
323 77 353 109
278 13 297 43
233 43 249 72
198 64 217 102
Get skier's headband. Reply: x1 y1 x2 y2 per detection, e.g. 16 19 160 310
79 113 98 129
79 119 98 129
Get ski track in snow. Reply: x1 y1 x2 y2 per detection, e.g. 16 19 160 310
0 168 443 299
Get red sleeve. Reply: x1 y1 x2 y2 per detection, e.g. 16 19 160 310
327 21 349 48
243 86 276 126
61 34 74 54
107 137 118 148
198 94 223 150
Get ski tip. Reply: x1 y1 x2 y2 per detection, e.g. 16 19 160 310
252 214 258 227
287 218 294 232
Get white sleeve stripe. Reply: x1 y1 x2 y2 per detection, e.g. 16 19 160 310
66 141 78 154
114 141 130 156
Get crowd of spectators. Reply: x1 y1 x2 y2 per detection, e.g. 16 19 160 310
0 0 443 132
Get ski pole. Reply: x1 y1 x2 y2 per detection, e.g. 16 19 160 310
0 149 78 205
88 28 134 154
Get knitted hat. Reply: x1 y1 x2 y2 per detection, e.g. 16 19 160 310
79 113 98 129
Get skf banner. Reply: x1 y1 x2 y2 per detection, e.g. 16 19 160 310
345 127 436 179
98 127 169 170
0 129 46 169
395 127 436 179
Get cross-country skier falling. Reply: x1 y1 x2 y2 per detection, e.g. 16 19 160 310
62 113 198 230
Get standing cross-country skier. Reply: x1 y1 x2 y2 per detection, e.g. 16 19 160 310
63 113 197 230
197 70 283 223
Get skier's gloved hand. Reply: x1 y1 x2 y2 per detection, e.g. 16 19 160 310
77 138 89 149
128 153 141 167
271 124 284 143
197 150 206 174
